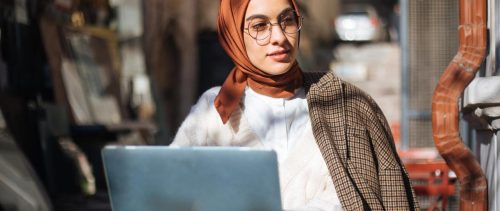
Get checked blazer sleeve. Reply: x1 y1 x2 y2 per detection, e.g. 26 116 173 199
303 71 419 211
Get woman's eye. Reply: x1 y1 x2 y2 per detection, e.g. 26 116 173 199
251 22 268 31
281 15 297 26
281 16 297 26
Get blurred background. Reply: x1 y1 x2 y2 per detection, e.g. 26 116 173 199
0 0 499 210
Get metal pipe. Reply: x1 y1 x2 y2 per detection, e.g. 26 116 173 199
431 0 488 210
400 0 410 150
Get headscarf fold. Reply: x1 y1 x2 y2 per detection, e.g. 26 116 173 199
215 0 304 124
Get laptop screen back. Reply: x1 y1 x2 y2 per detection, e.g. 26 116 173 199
102 146 282 211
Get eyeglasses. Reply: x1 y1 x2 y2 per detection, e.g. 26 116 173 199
244 10 303 41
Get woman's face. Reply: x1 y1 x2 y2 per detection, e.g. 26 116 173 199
243 0 299 75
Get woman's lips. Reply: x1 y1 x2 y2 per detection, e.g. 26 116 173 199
267 49 290 62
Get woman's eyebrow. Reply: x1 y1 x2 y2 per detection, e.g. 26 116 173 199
245 7 294 21
246 14 268 21
278 7 294 17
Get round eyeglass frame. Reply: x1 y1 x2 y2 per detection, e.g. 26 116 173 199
243 12 304 41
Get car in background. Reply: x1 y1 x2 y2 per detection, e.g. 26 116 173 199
334 4 388 42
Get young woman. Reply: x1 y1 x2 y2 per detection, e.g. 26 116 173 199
171 0 418 210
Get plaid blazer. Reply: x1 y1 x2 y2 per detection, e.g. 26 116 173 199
303 72 419 210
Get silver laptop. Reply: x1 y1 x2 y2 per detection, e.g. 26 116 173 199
102 146 282 211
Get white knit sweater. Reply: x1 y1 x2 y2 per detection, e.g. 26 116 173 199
172 87 342 211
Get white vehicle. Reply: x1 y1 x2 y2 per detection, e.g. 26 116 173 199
334 4 387 42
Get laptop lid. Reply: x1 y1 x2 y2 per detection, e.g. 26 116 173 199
102 146 282 211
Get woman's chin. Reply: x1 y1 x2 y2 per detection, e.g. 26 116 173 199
261 63 293 76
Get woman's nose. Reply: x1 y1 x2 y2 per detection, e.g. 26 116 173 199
269 24 287 45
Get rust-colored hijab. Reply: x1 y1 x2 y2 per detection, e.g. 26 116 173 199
215 0 304 124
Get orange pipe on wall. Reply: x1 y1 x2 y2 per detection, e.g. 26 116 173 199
431 0 488 210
